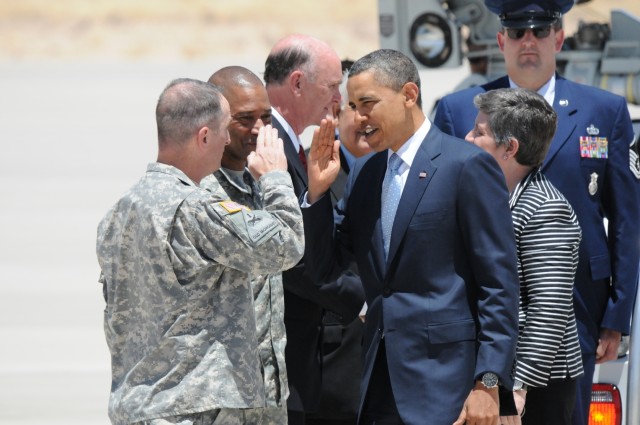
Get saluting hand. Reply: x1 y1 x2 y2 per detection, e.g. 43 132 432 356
248 125 287 180
307 118 340 204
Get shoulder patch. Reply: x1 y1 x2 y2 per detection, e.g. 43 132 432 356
241 209 281 245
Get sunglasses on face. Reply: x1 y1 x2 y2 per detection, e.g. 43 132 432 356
505 26 552 40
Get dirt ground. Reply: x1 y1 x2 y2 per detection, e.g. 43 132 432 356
1 0 638 62
0 0 378 61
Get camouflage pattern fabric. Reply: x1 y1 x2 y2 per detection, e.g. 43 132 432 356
96 163 303 424
132 407 267 424
202 168 289 412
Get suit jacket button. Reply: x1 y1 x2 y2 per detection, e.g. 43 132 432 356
383 288 391 297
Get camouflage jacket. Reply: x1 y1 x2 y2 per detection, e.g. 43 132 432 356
96 163 304 425
201 168 289 408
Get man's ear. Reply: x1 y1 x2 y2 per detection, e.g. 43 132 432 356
402 82 420 106
497 31 506 52
554 28 565 53
196 126 210 151
289 70 304 94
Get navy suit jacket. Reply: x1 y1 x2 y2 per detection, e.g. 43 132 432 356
303 123 520 425
434 75 640 353
272 115 364 413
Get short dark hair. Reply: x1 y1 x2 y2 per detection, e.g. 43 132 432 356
156 78 224 146
349 49 422 109
473 88 557 167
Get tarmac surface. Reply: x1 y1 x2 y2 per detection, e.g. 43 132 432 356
0 59 257 425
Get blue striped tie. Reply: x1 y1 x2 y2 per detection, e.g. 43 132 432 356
381 153 403 259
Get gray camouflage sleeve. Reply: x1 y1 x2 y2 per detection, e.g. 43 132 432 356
176 170 304 275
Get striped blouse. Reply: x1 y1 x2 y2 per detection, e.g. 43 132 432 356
509 169 584 387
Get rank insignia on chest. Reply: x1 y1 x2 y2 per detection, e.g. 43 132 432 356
580 136 608 159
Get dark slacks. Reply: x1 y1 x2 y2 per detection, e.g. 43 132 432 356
307 419 356 425
523 377 578 425
572 352 595 425
288 409 306 425
359 341 404 425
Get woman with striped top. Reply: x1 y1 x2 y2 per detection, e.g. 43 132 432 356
465 88 584 425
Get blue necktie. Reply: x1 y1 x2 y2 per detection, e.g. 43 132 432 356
381 153 403 259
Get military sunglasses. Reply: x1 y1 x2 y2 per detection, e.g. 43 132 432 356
505 26 552 40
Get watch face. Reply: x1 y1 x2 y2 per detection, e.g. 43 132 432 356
482 372 499 388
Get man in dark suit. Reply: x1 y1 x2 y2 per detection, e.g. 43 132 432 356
304 49 520 425
264 34 364 425
433 2 640 423
307 60 373 425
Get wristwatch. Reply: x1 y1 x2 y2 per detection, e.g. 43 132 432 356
479 372 499 389
513 379 528 391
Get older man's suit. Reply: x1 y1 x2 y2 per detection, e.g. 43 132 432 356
302 123 520 425
272 116 364 420
434 75 640 424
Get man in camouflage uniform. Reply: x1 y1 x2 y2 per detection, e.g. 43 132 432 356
201 66 289 424
96 78 304 425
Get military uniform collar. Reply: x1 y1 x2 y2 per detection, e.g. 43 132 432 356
508 74 556 106
147 162 198 187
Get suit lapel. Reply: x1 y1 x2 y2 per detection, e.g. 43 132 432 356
386 129 439 266
544 77 577 168
273 116 308 186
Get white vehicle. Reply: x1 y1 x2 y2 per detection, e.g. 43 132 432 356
378 1 640 424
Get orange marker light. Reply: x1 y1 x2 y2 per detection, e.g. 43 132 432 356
589 383 622 425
